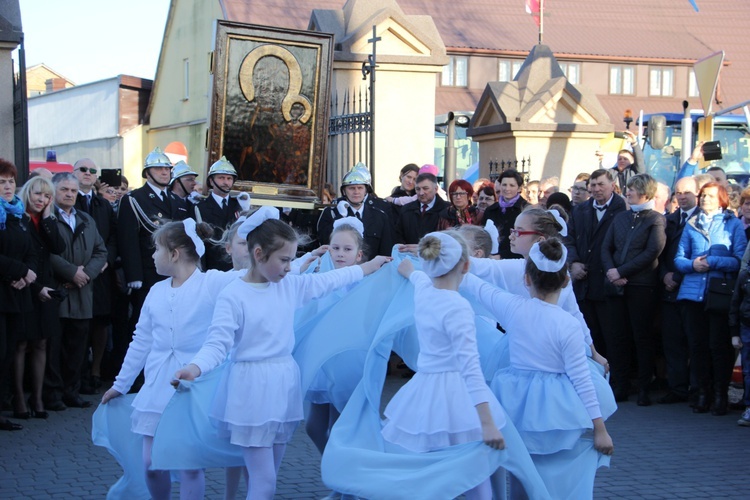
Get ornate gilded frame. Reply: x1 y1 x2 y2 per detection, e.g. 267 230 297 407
207 21 333 206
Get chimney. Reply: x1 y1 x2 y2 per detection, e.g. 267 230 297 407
45 78 68 93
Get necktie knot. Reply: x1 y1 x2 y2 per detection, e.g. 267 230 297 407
681 212 688 225
421 203 428 214
355 211 361 220
595 204 608 212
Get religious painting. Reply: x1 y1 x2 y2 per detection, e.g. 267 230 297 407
207 21 333 205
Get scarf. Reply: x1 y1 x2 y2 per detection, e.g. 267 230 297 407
697 209 724 231
0 195 25 230
630 199 655 213
498 193 521 214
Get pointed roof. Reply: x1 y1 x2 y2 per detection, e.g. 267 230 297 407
469 45 612 136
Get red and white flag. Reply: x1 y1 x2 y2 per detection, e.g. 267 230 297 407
525 0 541 27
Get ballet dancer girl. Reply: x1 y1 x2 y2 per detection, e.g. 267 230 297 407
462 238 614 498
173 207 390 499
101 219 239 500
386 231 505 500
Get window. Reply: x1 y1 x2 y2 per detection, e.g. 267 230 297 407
498 60 523 82
688 69 699 97
183 58 189 100
441 56 468 87
559 62 581 84
609 65 635 95
649 66 674 96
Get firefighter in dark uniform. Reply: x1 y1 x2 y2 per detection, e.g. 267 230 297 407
195 157 250 270
168 160 201 213
113 147 190 374
317 163 393 258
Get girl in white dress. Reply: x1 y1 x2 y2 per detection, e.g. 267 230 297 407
101 219 240 500
385 231 506 500
173 207 390 500
462 238 615 499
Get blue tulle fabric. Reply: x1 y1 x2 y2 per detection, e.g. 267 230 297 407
91 394 149 500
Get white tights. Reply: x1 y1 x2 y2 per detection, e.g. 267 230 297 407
142 436 205 500
241 443 286 500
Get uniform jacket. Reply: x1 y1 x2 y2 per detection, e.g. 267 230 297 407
317 195 394 258
565 194 627 301
117 184 189 287
395 195 449 245
601 209 666 287
50 207 108 319
674 210 747 303
195 195 242 271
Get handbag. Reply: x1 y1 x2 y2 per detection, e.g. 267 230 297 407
705 274 736 313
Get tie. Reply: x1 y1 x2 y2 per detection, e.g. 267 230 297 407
85 194 92 211
421 203 428 215
222 198 228 210
159 191 167 203
680 212 688 226
595 204 608 212
355 212 361 220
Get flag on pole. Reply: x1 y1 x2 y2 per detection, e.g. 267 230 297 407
688 0 699 11
525 0 541 27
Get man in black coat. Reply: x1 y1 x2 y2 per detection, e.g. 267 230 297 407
565 168 626 361
317 163 393 258
395 173 449 244
657 176 700 404
115 148 189 374
72 159 117 394
195 157 249 270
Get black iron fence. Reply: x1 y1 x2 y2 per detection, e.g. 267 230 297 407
488 156 531 184
327 87 372 188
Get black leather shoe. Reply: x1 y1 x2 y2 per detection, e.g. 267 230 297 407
658 392 688 404
12 411 30 420
79 384 99 395
693 391 710 413
46 400 67 411
62 396 92 408
637 391 652 407
711 391 728 416
0 420 23 431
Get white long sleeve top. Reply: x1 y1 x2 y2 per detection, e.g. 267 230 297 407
469 257 593 347
112 269 242 408
462 274 601 420
191 265 364 375
410 271 493 407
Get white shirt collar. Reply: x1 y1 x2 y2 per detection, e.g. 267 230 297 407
211 191 229 206
146 182 167 198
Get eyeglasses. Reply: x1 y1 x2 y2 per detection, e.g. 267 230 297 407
76 167 98 174
569 186 587 193
510 229 544 237
450 191 468 197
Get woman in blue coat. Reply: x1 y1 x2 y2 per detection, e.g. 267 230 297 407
675 182 747 415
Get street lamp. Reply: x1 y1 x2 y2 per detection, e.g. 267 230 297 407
445 112 471 187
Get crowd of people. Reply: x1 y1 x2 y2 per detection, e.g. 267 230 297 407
1 134 749 499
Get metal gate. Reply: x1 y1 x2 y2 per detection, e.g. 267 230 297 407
326 86 372 189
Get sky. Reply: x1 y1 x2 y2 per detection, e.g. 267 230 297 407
16 0 171 84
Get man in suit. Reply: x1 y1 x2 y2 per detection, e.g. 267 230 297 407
565 168 627 364
115 147 189 374
657 176 700 404
72 159 117 394
395 172 449 244
317 163 393 258
48 173 108 409
195 157 250 270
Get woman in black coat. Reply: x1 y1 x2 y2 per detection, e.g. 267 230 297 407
481 169 529 258
602 174 666 405
12 176 65 418
0 159 37 430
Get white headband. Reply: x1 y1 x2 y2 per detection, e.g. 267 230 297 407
237 206 279 239
528 241 568 272
182 218 205 257
547 209 568 237
420 232 463 278
484 220 499 254
333 216 364 237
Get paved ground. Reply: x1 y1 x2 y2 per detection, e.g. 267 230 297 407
1 378 747 499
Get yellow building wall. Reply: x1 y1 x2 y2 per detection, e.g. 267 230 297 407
122 125 147 187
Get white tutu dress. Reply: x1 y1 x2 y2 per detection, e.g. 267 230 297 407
381 271 506 452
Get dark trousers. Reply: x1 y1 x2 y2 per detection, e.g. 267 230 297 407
740 325 750 407
681 300 734 394
579 299 609 358
0 313 21 405
605 285 658 394
104 287 132 380
661 300 691 397
59 318 90 399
